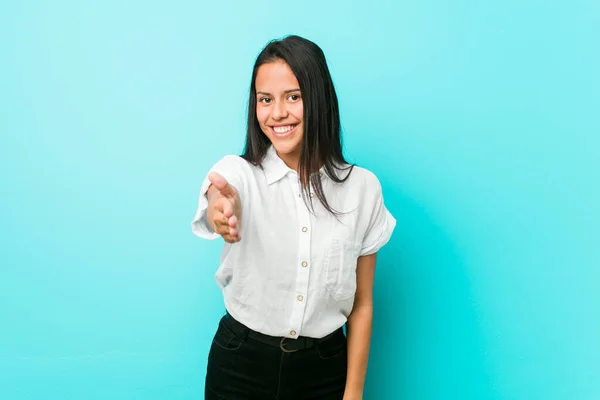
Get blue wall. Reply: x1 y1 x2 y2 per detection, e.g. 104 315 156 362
1 1 598 399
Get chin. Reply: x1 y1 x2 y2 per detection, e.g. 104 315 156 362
271 140 301 155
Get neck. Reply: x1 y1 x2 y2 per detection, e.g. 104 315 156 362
277 150 312 187
276 151 326 188
277 151 300 172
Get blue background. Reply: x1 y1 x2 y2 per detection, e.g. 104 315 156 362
1 1 598 399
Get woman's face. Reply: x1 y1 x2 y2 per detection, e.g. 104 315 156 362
255 60 304 169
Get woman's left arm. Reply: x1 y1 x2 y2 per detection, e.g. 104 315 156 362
343 252 377 400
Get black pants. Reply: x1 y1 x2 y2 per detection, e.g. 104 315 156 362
205 313 347 400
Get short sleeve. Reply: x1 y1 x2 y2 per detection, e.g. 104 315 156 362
360 178 396 256
191 155 246 240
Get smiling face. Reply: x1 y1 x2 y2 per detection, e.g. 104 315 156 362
255 60 304 170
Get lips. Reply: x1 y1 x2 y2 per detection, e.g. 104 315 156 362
270 124 298 138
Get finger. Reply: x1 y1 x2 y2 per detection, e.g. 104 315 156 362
223 233 241 244
222 234 235 244
216 222 231 236
208 172 236 197
211 213 228 231
229 215 237 229
221 198 234 218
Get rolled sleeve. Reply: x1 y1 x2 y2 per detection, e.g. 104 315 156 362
191 155 246 240
360 179 396 256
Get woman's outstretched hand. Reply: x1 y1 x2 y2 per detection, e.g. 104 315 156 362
206 172 242 243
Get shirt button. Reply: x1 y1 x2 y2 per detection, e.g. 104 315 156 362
301 261 308 268
301 226 308 232
290 330 297 336
297 295 304 302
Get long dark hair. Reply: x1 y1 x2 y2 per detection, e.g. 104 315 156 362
241 35 354 215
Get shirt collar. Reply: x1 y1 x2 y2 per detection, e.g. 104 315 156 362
262 145 330 185
262 145 294 185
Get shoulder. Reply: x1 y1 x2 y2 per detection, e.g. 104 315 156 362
341 164 383 193
214 154 250 167
207 155 257 191
211 155 255 174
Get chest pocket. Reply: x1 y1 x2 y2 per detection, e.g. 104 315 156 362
324 239 360 301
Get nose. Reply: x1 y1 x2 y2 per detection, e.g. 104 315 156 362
272 100 288 120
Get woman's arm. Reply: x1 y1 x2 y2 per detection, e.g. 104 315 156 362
344 252 377 400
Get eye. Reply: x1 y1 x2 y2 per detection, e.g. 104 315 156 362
259 97 272 104
288 94 301 101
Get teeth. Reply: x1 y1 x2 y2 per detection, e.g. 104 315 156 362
273 125 295 133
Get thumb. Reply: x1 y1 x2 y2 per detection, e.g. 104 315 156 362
208 172 235 197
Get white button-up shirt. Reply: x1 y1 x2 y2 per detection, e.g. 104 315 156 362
192 145 396 339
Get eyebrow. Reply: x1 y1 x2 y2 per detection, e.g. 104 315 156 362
256 89 300 96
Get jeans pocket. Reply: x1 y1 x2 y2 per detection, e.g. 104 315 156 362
316 333 347 360
212 318 243 351
324 239 359 301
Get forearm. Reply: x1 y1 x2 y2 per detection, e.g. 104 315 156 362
344 305 373 398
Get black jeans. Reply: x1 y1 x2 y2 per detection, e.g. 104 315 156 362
205 313 347 400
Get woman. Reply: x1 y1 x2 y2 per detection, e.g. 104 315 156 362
192 35 396 400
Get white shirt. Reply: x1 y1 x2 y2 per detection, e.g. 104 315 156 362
191 145 396 339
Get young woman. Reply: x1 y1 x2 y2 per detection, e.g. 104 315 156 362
192 35 396 400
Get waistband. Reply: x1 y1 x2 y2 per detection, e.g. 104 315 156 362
222 312 344 353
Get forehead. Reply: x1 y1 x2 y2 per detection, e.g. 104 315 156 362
255 60 299 91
